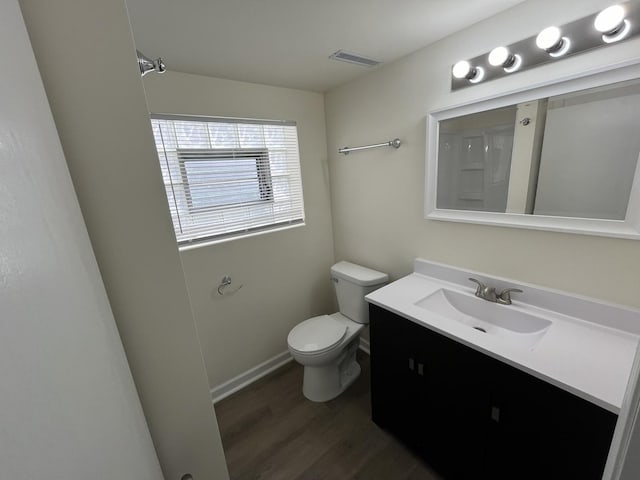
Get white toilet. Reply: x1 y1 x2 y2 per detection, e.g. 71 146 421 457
287 261 388 402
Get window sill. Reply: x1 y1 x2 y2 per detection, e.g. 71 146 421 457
177 221 306 252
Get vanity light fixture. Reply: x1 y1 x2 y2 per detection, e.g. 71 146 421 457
488 46 522 73
595 4 631 43
536 26 571 57
451 0 640 90
451 2 640 90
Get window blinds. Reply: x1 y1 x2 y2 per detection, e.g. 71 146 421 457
151 115 305 245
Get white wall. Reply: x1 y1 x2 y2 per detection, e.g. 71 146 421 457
143 72 336 389
325 0 640 309
18 1 229 478
0 0 162 477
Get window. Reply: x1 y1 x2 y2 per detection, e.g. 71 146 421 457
151 115 305 245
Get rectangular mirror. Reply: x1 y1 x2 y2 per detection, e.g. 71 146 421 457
426 61 640 239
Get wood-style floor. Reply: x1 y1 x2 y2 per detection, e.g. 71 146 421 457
214 352 442 480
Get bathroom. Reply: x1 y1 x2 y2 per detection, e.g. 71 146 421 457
4 0 640 479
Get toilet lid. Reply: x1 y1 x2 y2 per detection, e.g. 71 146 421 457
288 315 347 353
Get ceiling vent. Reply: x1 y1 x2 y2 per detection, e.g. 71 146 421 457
329 50 381 67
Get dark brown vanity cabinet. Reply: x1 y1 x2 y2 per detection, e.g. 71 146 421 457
369 304 618 480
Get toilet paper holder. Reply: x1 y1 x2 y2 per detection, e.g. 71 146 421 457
217 275 243 296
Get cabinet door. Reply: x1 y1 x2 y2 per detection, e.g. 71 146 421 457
486 360 617 480
537 378 617 480
369 305 422 446
370 306 492 479
416 323 491 479
485 361 547 480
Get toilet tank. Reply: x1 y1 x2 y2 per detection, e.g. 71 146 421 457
330 261 389 324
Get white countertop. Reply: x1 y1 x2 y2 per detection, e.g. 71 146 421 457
366 259 640 414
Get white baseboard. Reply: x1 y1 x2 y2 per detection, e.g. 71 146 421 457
211 339 372 404
211 350 293 404
359 337 371 355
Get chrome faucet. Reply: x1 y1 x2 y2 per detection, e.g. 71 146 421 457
469 278 497 302
496 287 523 305
468 278 522 305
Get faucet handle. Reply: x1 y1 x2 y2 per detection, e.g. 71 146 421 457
468 278 485 297
497 288 523 305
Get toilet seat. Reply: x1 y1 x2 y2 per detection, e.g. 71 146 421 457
287 315 347 355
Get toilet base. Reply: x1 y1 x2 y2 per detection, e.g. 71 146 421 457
301 338 361 402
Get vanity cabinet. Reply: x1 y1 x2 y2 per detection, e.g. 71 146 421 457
369 304 617 480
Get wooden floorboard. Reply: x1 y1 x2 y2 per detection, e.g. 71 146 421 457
215 352 442 480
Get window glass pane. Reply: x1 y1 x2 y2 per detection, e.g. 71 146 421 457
249 203 274 218
174 121 209 149
272 177 291 201
158 152 180 185
269 150 288 176
158 121 177 149
152 122 163 146
237 124 265 148
208 123 239 148
222 207 252 227
264 125 286 148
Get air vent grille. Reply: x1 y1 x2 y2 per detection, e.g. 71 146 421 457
329 50 381 67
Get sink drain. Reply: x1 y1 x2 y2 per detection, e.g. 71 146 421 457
473 326 487 333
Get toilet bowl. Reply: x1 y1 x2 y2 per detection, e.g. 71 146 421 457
287 261 388 402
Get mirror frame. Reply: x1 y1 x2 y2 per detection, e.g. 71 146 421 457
425 59 640 240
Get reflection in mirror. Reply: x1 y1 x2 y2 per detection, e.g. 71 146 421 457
436 78 640 221
437 106 516 213
535 80 640 220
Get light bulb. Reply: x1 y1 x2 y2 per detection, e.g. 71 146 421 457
595 5 631 43
594 5 625 33
536 26 562 50
602 20 630 42
488 46 521 73
452 60 472 79
488 47 510 67
536 26 570 57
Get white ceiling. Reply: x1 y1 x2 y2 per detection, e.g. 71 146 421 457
126 0 525 92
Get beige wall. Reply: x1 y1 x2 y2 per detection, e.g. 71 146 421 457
18 1 229 479
325 0 640 309
143 72 336 389
1 0 161 476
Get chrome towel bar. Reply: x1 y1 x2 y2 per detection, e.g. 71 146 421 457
339 138 401 155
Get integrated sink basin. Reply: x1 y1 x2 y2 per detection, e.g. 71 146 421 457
415 288 552 349
367 259 640 413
